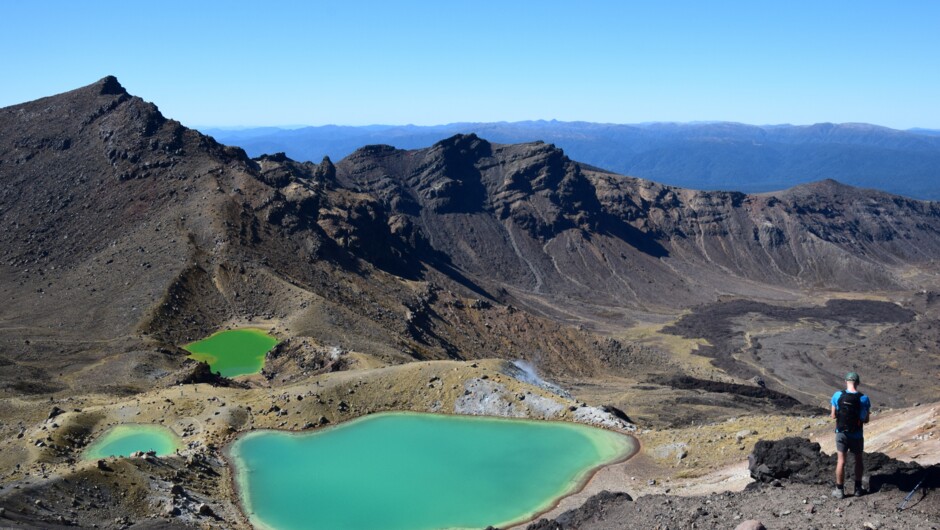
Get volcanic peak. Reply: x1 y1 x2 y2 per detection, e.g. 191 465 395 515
97 75 128 96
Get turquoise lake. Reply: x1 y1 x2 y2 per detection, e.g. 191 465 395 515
230 412 635 530
84 424 180 459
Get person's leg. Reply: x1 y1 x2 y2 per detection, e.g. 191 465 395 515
833 433 847 498
853 442 865 495
836 450 846 486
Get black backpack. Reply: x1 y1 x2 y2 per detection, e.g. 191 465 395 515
836 391 864 433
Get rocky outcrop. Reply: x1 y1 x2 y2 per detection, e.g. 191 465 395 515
748 437 832 484
748 437 939 492
454 377 566 419
527 491 633 529
173 360 242 387
335 131 940 320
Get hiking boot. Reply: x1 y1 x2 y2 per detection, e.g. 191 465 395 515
854 484 867 497
831 487 845 499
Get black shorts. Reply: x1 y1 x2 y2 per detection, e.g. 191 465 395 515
835 432 864 454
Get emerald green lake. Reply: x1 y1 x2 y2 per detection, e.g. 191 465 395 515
230 412 634 530
182 328 278 377
84 425 180 459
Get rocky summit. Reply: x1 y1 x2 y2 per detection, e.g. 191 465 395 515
0 78 938 529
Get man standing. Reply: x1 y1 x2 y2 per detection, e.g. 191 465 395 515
830 372 871 498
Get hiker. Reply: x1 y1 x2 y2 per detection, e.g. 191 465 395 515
830 371 871 498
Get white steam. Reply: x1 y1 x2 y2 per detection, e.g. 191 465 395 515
509 360 571 398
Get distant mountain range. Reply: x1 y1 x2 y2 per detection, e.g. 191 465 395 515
203 121 940 200
909 128 940 137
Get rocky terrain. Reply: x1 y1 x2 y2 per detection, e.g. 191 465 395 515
526 437 940 529
1 77 939 528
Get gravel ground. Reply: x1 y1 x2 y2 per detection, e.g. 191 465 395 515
528 437 940 530
527 483 939 530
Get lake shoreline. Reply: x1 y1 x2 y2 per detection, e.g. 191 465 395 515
182 328 278 378
83 424 182 460
225 410 639 530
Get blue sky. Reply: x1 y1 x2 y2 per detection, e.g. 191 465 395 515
1 1 938 128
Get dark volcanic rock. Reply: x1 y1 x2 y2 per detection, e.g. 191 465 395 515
749 436 939 492
748 437 831 484
173 360 242 388
98 75 127 96
599 405 633 424
314 155 336 182
528 490 633 530
659 299 928 407
658 375 816 414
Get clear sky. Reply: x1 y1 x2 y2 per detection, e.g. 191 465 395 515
1 1 938 128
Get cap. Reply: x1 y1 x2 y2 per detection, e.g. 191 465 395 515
845 372 860 383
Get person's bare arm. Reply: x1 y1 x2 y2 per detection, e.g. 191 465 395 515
831 405 837 419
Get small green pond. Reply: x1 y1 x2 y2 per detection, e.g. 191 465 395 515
230 412 634 530
84 425 180 459
182 328 278 377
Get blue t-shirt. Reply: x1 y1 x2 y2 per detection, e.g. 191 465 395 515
831 390 871 439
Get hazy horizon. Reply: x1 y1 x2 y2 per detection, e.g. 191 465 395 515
2 1 939 129
196 120 940 132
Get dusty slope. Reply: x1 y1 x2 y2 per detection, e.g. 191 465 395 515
0 77 632 401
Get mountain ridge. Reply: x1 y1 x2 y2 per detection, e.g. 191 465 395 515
0 77 635 398
337 133 939 300
204 119 940 200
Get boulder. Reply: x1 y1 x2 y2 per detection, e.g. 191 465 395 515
735 429 756 442
748 437 830 484
600 405 633 423
749 437 939 492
